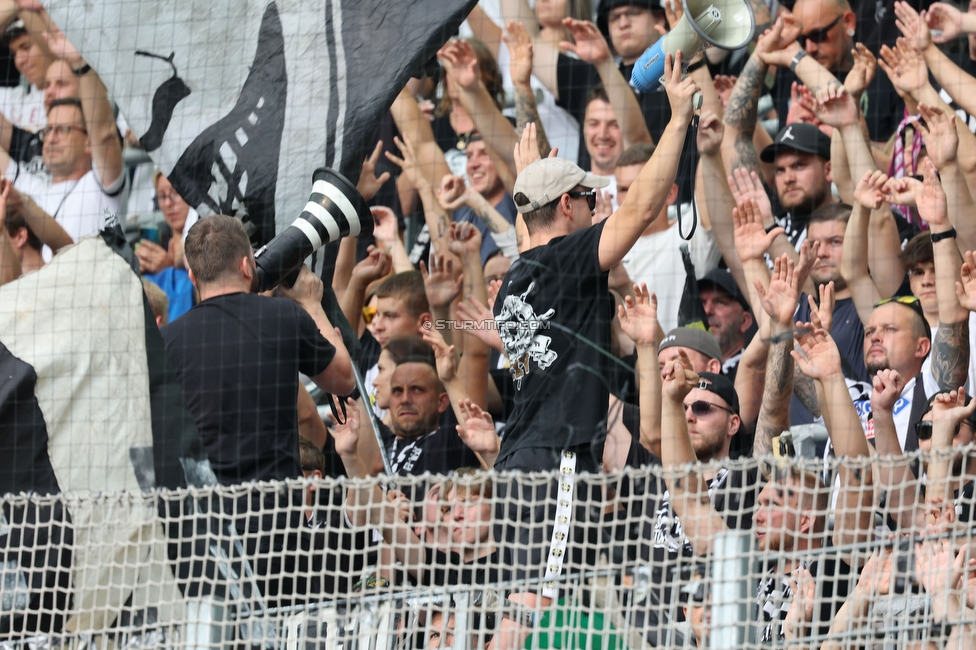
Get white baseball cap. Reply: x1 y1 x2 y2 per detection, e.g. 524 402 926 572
513 158 610 214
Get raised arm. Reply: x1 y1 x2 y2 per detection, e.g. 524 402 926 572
598 52 696 271
843 171 886 325
617 284 663 457
792 326 875 556
385 133 452 257
46 28 123 187
752 255 799 480
10 185 72 253
338 247 392 338
660 351 732 556
504 21 551 156
870 369 916 529
448 221 490 408
925 389 976 510
0 181 19 285
887 158 971 390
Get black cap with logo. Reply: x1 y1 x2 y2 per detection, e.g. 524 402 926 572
760 122 831 163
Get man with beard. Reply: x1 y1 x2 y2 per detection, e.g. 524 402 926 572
759 123 836 248
379 360 479 495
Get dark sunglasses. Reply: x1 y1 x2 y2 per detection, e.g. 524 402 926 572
915 420 961 441
684 400 736 417
798 14 843 44
568 189 597 211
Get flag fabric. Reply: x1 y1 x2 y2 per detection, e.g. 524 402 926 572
676 244 710 331
45 0 478 246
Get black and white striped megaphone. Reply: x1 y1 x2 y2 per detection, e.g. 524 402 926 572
253 168 373 292
631 0 755 93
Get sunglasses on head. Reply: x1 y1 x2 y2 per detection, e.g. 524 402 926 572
568 189 597 211
683 400 736 417
798 14 843 44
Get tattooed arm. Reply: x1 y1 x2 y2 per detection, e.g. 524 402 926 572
506 21 552 157
721 54 766 175
793 369 822 419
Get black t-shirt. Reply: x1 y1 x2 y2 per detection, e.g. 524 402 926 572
757 550 854 645
380 421 480 478
554 54 696 203
492 220 614 470
423 547 500 587
770 63 904 143
937 51 976 134
852 0 935 52
161 292 335 485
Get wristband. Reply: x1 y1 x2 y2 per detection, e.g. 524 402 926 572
789 50 807 74
930 227 957 243
72 64 91 77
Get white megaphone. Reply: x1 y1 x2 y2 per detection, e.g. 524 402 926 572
631 0 755 93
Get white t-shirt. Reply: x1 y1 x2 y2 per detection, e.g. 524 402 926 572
10 162 124 260
621 221 721 333
0 84 45 132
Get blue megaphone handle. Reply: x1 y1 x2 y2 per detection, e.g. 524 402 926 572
631 38 668 93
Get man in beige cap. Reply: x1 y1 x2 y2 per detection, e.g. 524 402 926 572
488 52 700 650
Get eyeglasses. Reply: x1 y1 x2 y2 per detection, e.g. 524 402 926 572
915 420 961 441
39 124 87 141
362 306 377 324
156 191 182 204
568 190 597 211
798 14 843 44
683 400 736 417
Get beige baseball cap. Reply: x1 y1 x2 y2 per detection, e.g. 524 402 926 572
513 158 610 214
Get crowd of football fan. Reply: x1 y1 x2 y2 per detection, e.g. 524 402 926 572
7 0 976 647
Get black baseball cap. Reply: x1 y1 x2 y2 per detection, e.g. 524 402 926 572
697 372 740 416
760 123 831 163
698 268 750 312
597 0 664 40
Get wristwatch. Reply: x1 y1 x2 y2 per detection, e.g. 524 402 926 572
789 50 807 74
72 64 91 77
930 227 957 244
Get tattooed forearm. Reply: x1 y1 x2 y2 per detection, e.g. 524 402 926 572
731 135 763 175
754 335 794 476
476 207 501 234
793 367 822 419
932 319 971 390
514 83 551 157
747 0 772 39
723 55 766 134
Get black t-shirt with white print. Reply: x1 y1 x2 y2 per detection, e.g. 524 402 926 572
379 420 479 481
492 220 615 471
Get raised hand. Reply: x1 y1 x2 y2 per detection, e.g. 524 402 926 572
915 536 965 599
558 18 612 64
592 188 613 224
616 283 660 347
853 170 889 210
514 122 556 176
386 135 427 190
356 140 391 202
662 349 699 402
728 167 774 227
733 196 782 262
915 104 958 170
456 399 501 458
436 174 468 211
955 250 976 312
437 39 479 91
696 111 724 156
504 21 535 87
664 51 700 128
854 549 894 598
756 254 799 326
786 82 822 129
809 280 835 332
420 252 463 310
754 15 803 67
455 296 503 351
331 397 361 458
929 388 976 426
914 158 949 228
894 1 932 51
871 368 905 412
881 175 923 209
447 221 482 259
795 239 821 292
813 85 858 129
351 245 393 285
877 39 928 98
422 327 457 383
371 207 399 248
43 26 84 68
791 325 844 381
844 44 877 99
925 2 963 43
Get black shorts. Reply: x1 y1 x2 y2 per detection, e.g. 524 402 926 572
492 446 603 587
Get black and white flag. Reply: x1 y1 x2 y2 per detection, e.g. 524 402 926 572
45 0 476 245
